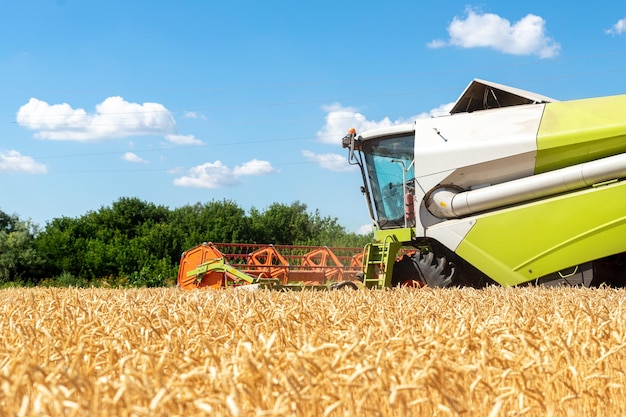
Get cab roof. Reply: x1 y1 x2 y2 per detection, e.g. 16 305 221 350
450 79 557 114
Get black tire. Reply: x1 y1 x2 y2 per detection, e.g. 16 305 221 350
330 281 359 290
392 252 455 288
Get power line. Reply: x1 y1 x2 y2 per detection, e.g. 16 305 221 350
28 134 325 160
9 65 626 127
48 160 322 175
2 48 626 96
6 61 626 171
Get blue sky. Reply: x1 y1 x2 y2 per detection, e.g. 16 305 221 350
2 1 626 235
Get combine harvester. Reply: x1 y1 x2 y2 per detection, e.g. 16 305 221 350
179 79 626 289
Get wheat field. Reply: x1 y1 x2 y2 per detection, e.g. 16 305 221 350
0 286 625 416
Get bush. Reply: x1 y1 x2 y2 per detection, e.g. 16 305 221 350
41 272 90 288
126 259 176 288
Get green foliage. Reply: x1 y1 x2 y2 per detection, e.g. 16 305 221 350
170 200 252 251
12 197 371 288
250 201 313 244
125 258 177 288
41 272 90 288
249 203 372 247
0 211 43 285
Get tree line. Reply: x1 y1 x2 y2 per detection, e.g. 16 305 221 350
0 198 372 288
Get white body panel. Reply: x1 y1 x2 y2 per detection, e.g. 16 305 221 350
414 104 544 193
410 104 545 246
423 217 477 251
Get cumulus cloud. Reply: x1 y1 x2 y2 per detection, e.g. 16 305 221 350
0 150 47 174
173 159 275 189
317 104 404 144
16 97 178 141
415 103 454 118
183 111 206 119
317 102 453 144
606 17 626 35
302 150 356 172
232 159 275 176
165 134 203 145
428 8 560 58
121 152 147 163
357 223 374 235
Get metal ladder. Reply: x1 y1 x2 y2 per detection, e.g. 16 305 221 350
361 237 402 288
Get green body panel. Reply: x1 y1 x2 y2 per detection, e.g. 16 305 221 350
189 258 255 285
536 95 626 173
374 227 415 243
455 179 626 286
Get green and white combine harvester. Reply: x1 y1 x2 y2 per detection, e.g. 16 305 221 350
178 79 626 290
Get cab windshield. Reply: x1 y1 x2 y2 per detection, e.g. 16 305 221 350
362 134 415 228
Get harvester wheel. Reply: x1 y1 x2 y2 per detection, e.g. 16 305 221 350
392 252 455 288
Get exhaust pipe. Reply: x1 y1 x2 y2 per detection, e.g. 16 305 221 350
427 152 626 219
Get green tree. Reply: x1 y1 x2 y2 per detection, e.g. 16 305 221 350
0 211 42 285
170 200 251 250
34 216 87 280
0 210 15 231
35 198 175 285
94 197 170 240
249 201 314 244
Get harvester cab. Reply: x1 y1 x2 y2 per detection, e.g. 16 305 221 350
343 79 626 289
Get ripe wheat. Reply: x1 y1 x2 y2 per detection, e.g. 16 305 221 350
0 286 624 416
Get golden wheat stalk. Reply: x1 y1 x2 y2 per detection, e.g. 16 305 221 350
0 286 624 416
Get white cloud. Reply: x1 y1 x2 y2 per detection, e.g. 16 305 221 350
357 223 374 235
429 9 560 58
183 111 206 120
165 134 203 145
232 159 276 176
317 102 454 144
0 150 47 174
166 167 184 174
121 152 147 163
173 159 275 189
16 97 177 141
317 104 402 144
426 39 447 49
302 150 356 172
606 17 626 35
416 102 454 118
